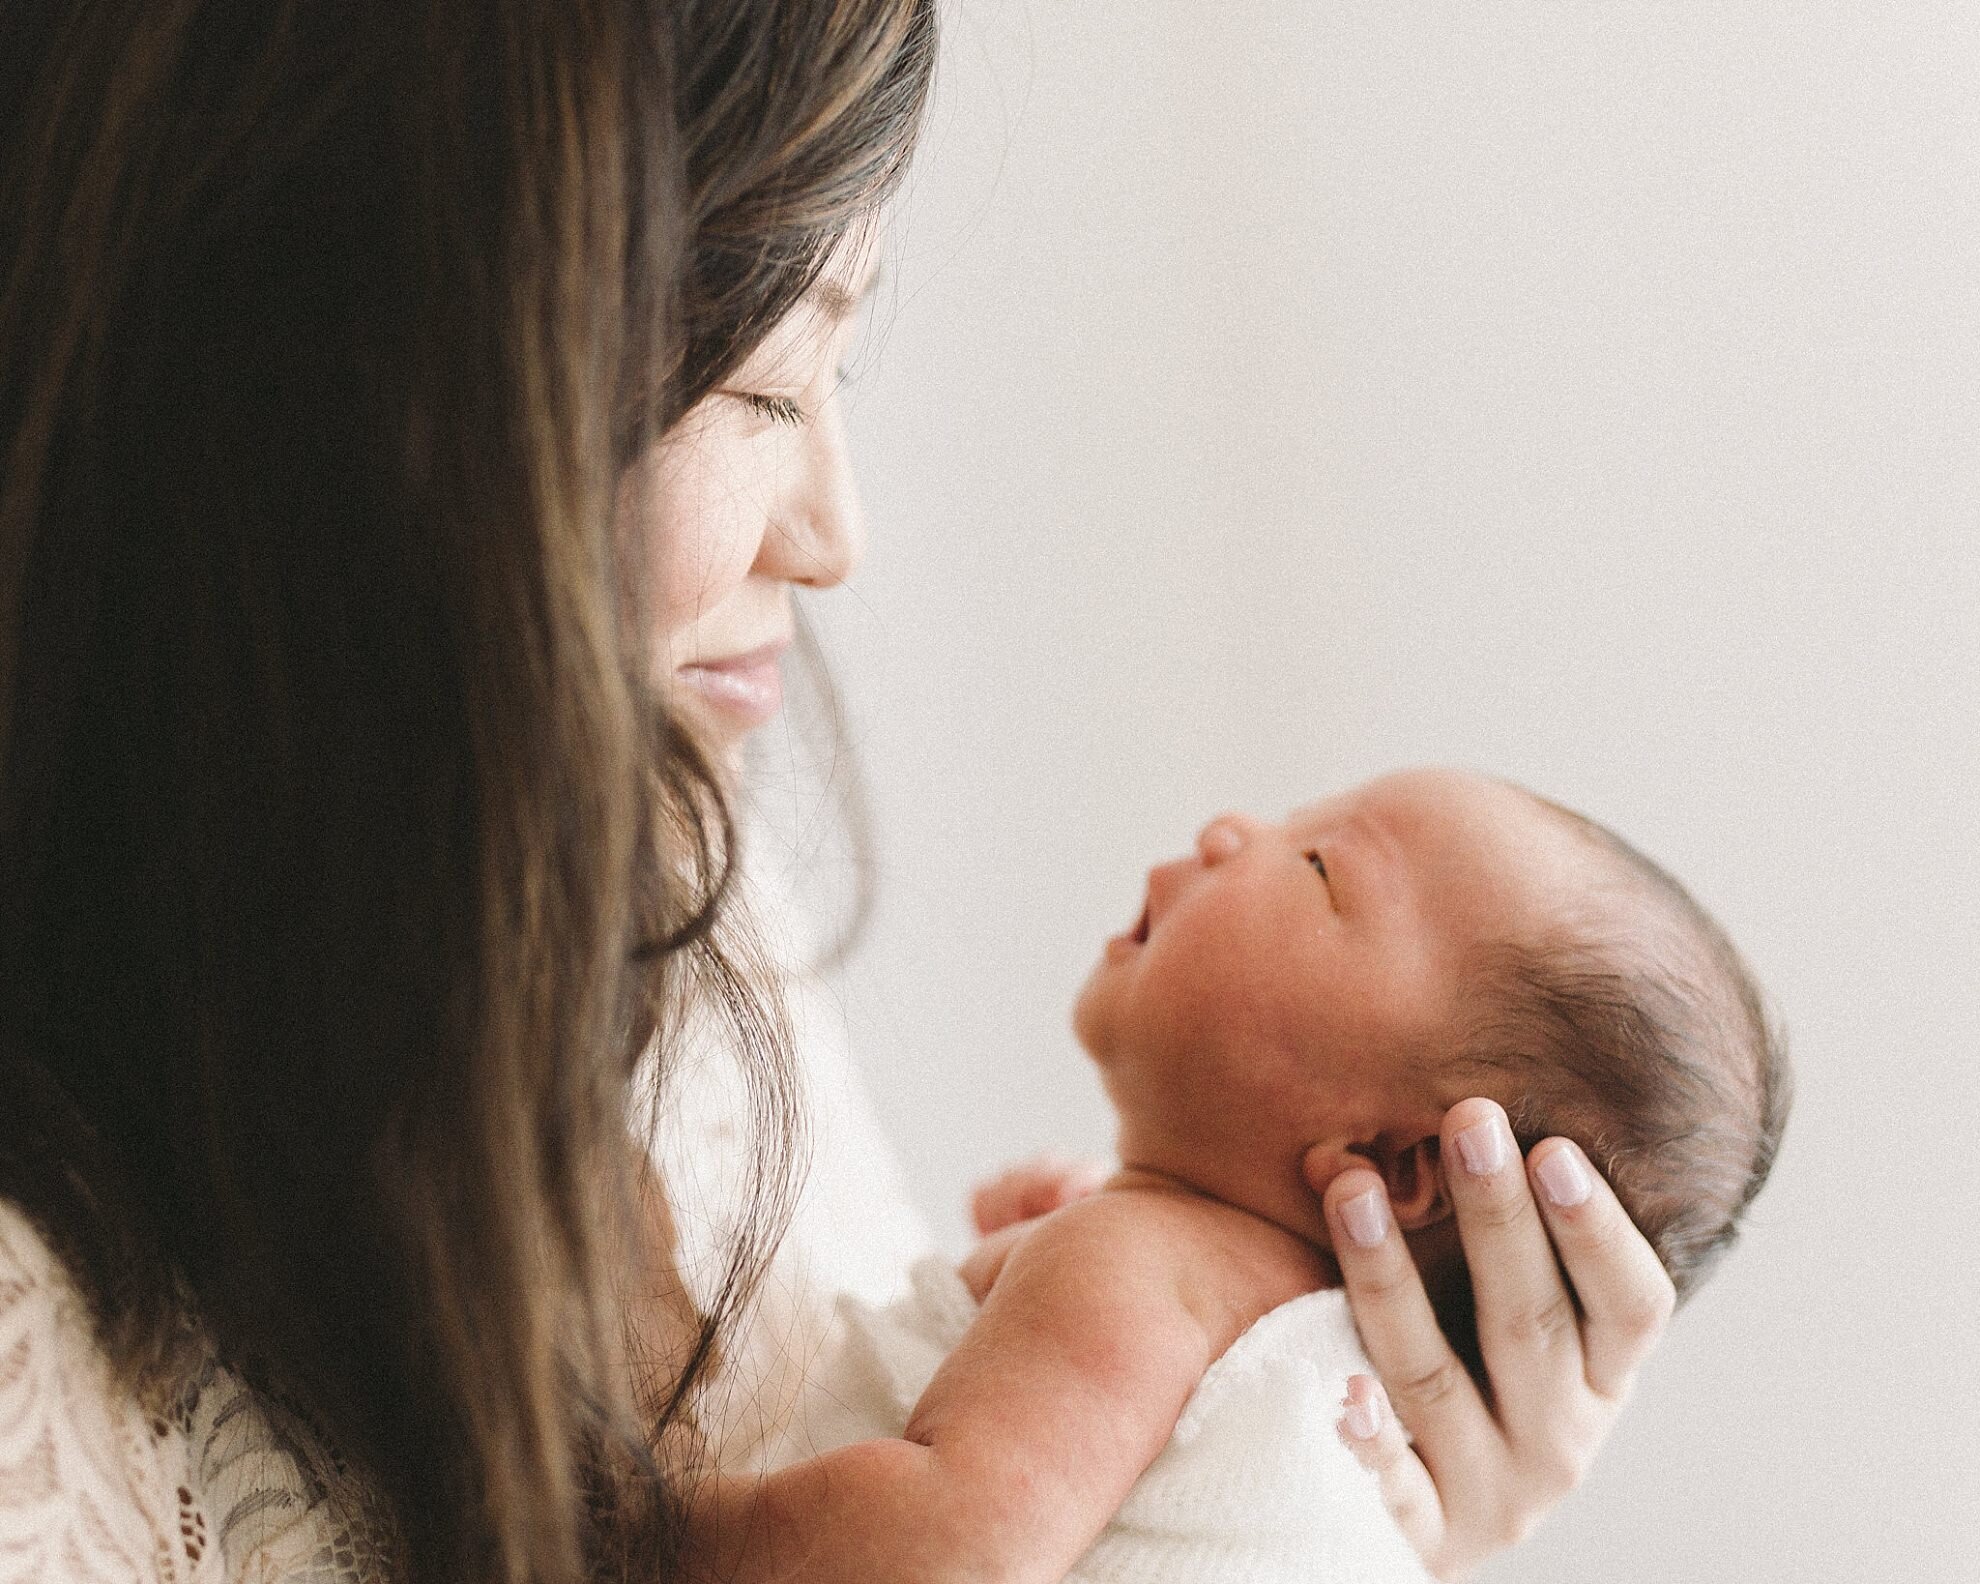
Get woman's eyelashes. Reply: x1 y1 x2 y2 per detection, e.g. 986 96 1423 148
1304 849 1329 882
732 353 853 428
738 392 807 427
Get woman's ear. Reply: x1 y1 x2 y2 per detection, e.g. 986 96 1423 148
1302 1135 1452 1231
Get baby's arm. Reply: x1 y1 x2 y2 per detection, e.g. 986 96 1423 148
687 1195 1222 1584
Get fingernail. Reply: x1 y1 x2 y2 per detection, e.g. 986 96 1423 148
1537 1145 1592 1208
1344 1389 1382 1442
1340 1187 1389 1248
1454 1115 1510 1177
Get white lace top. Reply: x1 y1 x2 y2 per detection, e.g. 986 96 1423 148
0 1201 400 1584
0 848 932 1582
0 975 927 1580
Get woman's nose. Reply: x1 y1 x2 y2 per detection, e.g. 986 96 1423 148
759 397 865 589
1196 813 1259 864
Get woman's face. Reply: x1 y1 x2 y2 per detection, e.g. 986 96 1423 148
618 235 879 757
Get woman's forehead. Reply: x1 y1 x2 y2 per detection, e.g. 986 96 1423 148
732 238 882 383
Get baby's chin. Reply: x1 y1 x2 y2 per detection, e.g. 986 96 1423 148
1069 932 1142 1063
1069 965 1107 1059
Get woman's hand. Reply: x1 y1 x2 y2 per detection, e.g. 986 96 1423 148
969 1155 1111 1236
1319 1098 1676 1581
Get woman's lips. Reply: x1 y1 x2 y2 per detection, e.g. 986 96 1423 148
676 639 789 730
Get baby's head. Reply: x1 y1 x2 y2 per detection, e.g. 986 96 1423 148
1074 768 1789 1325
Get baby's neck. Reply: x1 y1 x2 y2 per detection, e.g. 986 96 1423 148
1103 1164 1344 1287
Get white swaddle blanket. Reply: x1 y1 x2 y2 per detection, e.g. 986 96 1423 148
777 1255 1435 1584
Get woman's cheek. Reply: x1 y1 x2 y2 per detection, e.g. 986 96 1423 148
641 453 765 651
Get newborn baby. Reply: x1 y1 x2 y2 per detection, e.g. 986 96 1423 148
692 769 1791 1583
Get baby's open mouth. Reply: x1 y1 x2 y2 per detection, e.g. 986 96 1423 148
1130 903 1150 944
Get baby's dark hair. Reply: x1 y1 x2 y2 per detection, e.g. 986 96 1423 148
1431 800 1791 1373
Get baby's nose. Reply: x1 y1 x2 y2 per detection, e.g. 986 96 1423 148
1196 814 1257 864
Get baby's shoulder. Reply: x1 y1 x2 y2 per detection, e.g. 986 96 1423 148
1056 1182 1321 1268
956 1189 1165 1304
993 1181 1226 1271
993 1187 1330 1351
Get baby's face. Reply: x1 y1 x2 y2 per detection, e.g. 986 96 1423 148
1074 769 1599 1198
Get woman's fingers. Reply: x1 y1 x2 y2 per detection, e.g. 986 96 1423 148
1320 1164 1499 1490
1337 1375 1448 1568
1525 1138 1676 1401
1439 1100 1587 1433
1320 1106 1680 1578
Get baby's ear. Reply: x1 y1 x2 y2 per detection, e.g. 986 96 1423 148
1300 1134 1452 1230
1375 1135 1451 1231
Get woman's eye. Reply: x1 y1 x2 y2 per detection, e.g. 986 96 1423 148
737 392 806 426
1304 849 1328 882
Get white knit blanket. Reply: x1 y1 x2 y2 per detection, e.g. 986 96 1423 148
779 1256 1436 1584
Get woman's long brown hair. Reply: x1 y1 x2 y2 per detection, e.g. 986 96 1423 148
0 3 935 1582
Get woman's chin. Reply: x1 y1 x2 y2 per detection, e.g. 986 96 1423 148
665 690 760 772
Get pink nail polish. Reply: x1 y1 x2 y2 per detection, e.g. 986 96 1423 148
1340 1187 1389 1248
1455 1116 1510 1176
1537 1145 1593 1208
1345 1391 1381 1441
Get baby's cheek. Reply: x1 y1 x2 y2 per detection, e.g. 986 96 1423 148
1168 933 1304 1056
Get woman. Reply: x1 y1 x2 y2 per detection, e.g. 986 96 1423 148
0 3 1672 1582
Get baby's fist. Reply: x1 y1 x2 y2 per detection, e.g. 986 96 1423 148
969 1155 1112 1235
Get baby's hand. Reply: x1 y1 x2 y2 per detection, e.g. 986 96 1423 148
969 1155 1111 1235
1337 1374 1445 1565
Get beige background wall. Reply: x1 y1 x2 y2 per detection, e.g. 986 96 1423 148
791 5 1976 1580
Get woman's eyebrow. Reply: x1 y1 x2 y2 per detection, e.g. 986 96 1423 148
811 266 883 322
